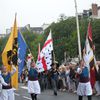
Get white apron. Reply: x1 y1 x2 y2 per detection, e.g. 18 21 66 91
0 88 15 100
28 80 41 94
77 82 92 96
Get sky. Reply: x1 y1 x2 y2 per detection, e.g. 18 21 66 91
0 0 100 34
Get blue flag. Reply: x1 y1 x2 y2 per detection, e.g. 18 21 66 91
18 31 27 78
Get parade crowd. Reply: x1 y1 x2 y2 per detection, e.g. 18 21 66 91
0 59 100 100
20 59 100 100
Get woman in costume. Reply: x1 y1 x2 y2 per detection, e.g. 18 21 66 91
77 60 92 100
27 61 41 100
1 62 17 100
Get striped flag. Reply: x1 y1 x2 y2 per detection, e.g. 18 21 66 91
36 31 53 72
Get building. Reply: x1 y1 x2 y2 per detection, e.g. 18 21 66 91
42 23 50 31
91 3 100 19
6 24 43 34
0 34 6 38
78 3 100 19
83 9 92 17
23 24 43 34
6 23 50 34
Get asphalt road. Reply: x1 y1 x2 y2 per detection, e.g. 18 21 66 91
15 84 100 100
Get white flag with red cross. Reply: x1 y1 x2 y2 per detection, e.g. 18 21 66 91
36 31 53 72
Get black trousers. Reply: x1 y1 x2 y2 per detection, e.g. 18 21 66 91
31 93 37 100
31 93 34 100
79 96 92 100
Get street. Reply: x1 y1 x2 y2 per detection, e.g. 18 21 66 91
15 84 100 100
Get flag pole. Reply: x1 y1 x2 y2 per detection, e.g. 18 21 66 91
74 0 82 60
50 29 55 63
15 12 17 18
38 43 40 60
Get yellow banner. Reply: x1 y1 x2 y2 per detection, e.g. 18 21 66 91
2 15 18 89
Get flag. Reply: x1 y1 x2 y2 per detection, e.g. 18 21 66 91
36 43 44 72
26 53 33 70
2 15 18 89
18 31 27 78
83 22 96 89
36 31 53 72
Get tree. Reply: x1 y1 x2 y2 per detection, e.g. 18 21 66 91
0 17 100 65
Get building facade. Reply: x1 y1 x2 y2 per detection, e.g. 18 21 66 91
78 3 100 19
6 23 49 34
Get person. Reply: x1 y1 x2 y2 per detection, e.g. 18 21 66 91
58 66 64 91
50 63 59 96
0 66 10 100
24 69 28 85
1 62 17 100
27 61 41 100
95 64 100 96
58 65 66 91
69 62 76 92
77 60 92 100
65 66 70 91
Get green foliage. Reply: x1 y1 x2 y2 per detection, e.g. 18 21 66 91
0 34 9 66
45 17 100 63
45 17 77 63
22 30 44 62
92 19 100 60
0 17 100 65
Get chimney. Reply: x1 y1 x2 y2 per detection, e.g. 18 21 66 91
92 4 98 16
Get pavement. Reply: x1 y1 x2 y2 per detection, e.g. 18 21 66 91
15 83 100 100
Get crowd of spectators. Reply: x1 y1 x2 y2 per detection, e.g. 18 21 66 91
19 61 100 96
